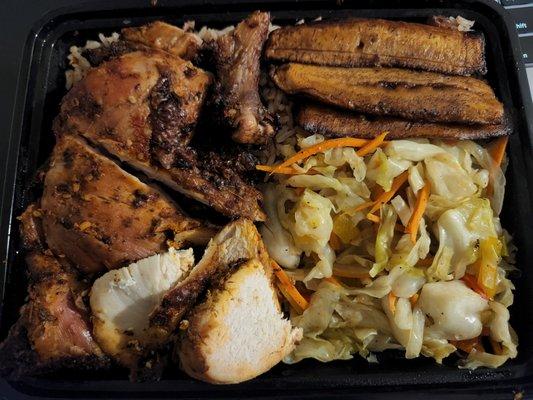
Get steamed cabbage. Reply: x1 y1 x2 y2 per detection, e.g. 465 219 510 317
261 135 517 369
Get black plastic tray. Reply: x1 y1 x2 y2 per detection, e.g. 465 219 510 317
1 0 533 398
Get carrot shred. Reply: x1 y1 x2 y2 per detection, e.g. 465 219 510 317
271 137 371 174
388 292 397 314
356 132 388 157
486 136 508 197
368 171 409 216
489 136 509 168
405 182 430 244
409 293 419 307
353 201 374 213
272 260 309 313
451 337 484 353
255 164 300 175
366 213 381 223
461 273 490 300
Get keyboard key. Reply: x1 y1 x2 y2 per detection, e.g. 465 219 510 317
501 0 533 6
508 8 533 34
519 36 533 64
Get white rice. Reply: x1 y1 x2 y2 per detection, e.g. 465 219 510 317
65 32 120 89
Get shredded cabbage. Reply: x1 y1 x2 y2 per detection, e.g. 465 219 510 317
261 136 517 369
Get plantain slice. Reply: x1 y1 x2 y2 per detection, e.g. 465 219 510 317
297 103 511 140
266 18 486 76
271 63 504 125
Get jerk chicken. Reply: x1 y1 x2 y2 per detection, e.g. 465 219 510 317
210 11 276 144
84 21 201 67
266 18 486 76
0 205 109 378
90 248 196 379
41 135 212 274
55 49 265 221
150 219 269 338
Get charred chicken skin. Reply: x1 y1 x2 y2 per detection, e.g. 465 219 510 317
55 50 265 221
210 11 275 144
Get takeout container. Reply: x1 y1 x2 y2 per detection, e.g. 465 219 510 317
0 0 532 397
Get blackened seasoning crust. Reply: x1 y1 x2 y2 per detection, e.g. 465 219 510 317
149 70 195 169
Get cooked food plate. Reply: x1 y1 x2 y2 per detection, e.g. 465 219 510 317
0 9 522 386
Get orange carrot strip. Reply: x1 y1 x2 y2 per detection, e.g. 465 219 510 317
256 164 300 174
388 292 397 314
451 337 483 353
368 171 409 215
272 261 309 313
366 213 381 223
409 293 419 307
486 136 509 197
405 182 430 244
356 132 388 157
489 136 509 168
353 201 375 213
272 137 371 173
461 273 490 300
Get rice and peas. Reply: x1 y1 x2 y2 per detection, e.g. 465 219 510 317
66 18 518 369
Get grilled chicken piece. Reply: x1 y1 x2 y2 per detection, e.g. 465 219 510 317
178 258 302 384
271 64 504 125
150 219 269 338
122 21 201 60
55 50 265 221
0 206 109 378
41 135 212 274
90 248 195 379
211 11 275 144
265 18 486 76
59 49 211 168
84 22 201 67
297 104 511 140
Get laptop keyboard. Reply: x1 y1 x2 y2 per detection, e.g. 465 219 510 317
499 0 533 95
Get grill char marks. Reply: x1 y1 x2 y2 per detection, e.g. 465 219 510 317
266 17 486 76
40 135 212 274
211 11 275 144
298 103 512 140
55 50 264 221
271 63 504 125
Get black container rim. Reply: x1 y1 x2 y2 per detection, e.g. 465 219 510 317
0 0 533 398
